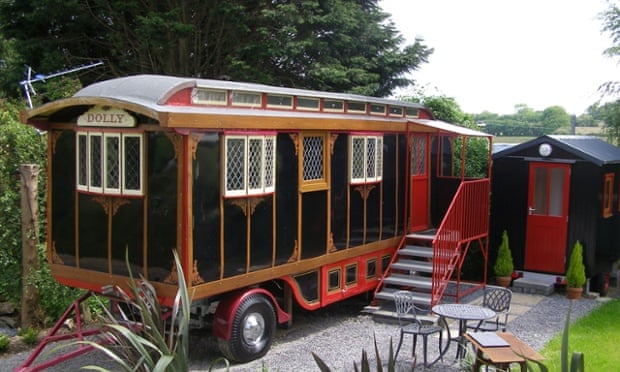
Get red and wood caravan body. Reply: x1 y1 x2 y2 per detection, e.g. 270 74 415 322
21 75 491 363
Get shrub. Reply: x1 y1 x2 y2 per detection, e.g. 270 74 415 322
18 327 39 345
0 334 10 352
566 241 586 288
493 230 514 277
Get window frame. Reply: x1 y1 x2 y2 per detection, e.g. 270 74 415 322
223 133 277 198
349 134 383 185
300 132 328 191
76 130 144 196
604 172 614 218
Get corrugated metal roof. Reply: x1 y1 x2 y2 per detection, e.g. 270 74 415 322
549 135 620 165
494 135 620 166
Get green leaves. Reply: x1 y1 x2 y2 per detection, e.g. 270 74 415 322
0 0 432 98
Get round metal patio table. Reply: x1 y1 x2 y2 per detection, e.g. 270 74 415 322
432 303 496 359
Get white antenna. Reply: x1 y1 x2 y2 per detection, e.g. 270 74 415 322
20 60 104 108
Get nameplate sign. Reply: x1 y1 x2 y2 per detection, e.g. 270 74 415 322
77 106 136 127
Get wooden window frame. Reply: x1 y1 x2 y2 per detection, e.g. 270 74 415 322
191 88 228 105
300 132 328 192
76 130 144 196
223 134 277 198
349 134 383 185
604 172 614 218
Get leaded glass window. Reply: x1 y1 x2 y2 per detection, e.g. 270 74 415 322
89 134 103 192
77 133 88 190
123 134 143 195
411 136 426 176
76 131 144 196
303 136 324 181
224 134 276 197
350 135 383 184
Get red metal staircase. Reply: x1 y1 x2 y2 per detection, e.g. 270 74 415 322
373 179 490 308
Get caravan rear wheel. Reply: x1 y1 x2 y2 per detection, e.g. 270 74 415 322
218 294 276 362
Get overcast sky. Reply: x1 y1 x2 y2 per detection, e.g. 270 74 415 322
380 0 620 115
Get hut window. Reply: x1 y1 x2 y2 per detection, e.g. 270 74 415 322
603 173 614 218
350 135 383 184
224 134 276 197
76 131 143 196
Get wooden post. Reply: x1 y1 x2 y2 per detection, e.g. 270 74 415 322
20 164 44 328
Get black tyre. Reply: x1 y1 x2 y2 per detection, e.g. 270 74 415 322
218 294 276 363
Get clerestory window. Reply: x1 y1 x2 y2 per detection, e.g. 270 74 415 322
350 135 383 184
76 131 143 196
224 134 276 197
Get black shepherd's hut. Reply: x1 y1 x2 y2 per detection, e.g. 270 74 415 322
491 135 620 294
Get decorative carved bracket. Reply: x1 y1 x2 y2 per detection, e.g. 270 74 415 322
288 240 299 263
289 133 299 156
50 241 64 264
230 197 265 216
354 184 376 201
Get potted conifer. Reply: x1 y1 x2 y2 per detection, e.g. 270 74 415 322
566 240 586 299
493 230 514 287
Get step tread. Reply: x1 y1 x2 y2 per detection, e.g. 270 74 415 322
400 245 434 258
383 273 432 288
391 259 433 272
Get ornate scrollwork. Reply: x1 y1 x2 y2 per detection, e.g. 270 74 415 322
354 184 376 200
289 133 299 156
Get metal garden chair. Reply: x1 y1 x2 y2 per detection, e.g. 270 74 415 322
468 286 512 332
393 290 449 367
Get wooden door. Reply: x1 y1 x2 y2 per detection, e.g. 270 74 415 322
409 134 429 231
525 162 570 273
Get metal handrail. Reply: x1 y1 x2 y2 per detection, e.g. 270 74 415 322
431 179 490 306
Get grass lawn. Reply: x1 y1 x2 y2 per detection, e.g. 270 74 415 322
540 299 620 371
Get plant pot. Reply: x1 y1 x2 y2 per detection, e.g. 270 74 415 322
495 276 512 288
566 286 583 300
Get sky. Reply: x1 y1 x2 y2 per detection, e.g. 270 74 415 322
380 0 620 115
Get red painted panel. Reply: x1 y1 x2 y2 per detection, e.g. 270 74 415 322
525 162 570 273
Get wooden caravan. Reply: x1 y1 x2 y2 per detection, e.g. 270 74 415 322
22 75 491 362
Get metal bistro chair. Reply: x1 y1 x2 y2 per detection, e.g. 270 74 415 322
393 290 449 367
468 286 512 332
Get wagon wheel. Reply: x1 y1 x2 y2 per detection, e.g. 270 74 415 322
218 294 276 363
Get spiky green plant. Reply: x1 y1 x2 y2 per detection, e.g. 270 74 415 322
525 301 584 372
75 250 194 371
312 333 412 372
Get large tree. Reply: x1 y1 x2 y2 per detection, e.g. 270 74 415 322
600 1 620 96
0 0 432 98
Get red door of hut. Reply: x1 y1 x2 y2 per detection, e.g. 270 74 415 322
409 134 429 231
524 162 570 273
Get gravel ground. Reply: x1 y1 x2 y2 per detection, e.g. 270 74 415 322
1 290 610 371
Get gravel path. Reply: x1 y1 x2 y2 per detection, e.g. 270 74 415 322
1 291 610 371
